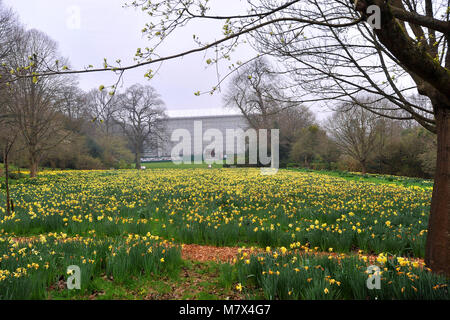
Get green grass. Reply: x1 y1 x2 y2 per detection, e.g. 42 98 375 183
287 168 434 189
142 161 224 169
50 260 243 300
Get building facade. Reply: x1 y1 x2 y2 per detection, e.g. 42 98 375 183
143 114 250 161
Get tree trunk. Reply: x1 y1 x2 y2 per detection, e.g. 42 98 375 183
135 151 142 170
425 106 449 277
29 156 38 178
360 160 367 174
4 148 11 216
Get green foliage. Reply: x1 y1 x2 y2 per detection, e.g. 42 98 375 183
290 125 339 170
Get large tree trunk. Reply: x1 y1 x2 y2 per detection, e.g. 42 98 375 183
360 160 367 174
135 151 142 170
425 106 450 277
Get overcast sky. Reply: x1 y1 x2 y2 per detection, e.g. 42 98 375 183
3 0 329 119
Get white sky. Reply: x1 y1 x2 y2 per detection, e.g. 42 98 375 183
3 0 330 119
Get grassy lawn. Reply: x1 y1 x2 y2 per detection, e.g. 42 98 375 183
287 167 433 189
142 161 224 169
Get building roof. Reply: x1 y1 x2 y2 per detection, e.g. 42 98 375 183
166 108 242 119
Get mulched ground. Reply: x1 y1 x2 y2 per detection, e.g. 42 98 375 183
181 244 261 263
180 243 426 268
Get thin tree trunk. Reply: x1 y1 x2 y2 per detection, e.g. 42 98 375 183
4 147 11 216
425 106 450 276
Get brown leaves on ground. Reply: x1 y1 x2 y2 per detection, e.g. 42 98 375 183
180 244 426 268
181 244 261 263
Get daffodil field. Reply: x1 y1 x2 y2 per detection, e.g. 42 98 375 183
0 169 448 299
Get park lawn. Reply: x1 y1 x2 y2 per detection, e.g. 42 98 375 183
0 168 448 300
287 168 433 189
142 161 224 169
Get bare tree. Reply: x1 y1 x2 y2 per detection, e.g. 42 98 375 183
223 57 297 129
0 74 19 216
0 116 18 216
3 28 71 177
224 57 313 163
0 2 19 214
116 84 166 169
59 83 89 123
0 1 19 120
327 102 382 174
0 1 18 68
86 89 120 137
